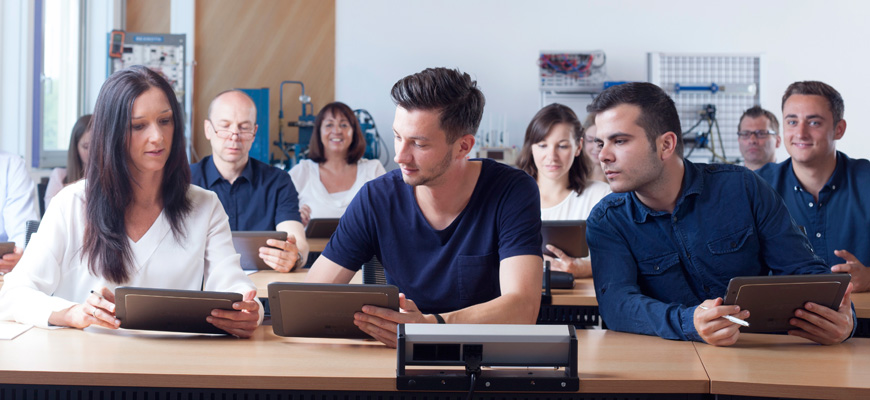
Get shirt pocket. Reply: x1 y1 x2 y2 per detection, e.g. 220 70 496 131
457 252 500 301
637 252 681 276
706 225 760 276
636 252 683 302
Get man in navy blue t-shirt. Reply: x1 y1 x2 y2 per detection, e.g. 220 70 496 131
306 68 544 347
586 82 853 346
757 81 870 293
191 90 309 272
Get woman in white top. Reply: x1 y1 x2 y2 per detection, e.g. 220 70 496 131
290 102 385 225
0 66 262 336
44 114 92 208
517 103 611 278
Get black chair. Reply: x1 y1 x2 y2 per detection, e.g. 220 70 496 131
24 220 39 248
36 177 49 217
362 256 386 285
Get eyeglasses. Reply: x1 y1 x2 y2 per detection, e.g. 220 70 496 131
736 129 776 139
208 121 255 140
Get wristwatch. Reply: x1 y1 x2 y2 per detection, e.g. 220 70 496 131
292 252 304 271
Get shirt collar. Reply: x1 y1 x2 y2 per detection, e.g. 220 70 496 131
785 151 848 192
203 156 254 187
630 159 704 223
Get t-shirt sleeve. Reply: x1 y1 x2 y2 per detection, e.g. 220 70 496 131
496 173 542 260
319 182 376 271
275 173 302 224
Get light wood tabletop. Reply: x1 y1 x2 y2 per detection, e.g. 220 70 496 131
695 333 870 399
0 325 708 394
249 269 363 298
851 291 870 318
549 278 597 306
308 238 329 253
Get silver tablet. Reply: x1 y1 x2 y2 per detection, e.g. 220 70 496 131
269 282 399 339
114 287 242 334
231 231 288 270
723 274 851 333
541 220 588 258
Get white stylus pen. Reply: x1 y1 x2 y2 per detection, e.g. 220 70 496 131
698 305 750 327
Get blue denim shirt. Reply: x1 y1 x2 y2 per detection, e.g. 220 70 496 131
756 152 870 270
587 160 830 341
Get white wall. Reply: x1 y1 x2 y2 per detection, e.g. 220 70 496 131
336 0 870 169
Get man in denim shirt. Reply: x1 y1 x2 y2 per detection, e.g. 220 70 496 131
586 82 853 346
757 81 870 293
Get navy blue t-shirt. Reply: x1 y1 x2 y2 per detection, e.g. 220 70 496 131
321 159 542 314
191 156 301 230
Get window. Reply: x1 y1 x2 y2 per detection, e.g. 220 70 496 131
37 0 85 168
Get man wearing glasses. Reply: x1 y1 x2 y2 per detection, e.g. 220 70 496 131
192 90 309 272
757 81 870 292
737 105 781 171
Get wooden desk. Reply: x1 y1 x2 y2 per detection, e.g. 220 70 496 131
695 334 870 399
550 278 597 306
308 237 328 253
851 291 870 319
0 326 708 397
249 269 362 298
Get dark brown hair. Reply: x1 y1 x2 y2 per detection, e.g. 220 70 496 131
516 104 591 194
390 67 485 143
64 114 92 184
308 102 366 164
84 65 191 284
781 81 844 125
738 105 780 134
587 82 683 157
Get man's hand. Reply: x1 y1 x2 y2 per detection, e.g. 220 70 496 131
300 204 312 227
0 246 24 273
831 250 870 292
544 244 592 278
48 287 120 329
354 293 433 348
788 282 854 345
260 235 301 273
207 290 260 338
693 297 749 346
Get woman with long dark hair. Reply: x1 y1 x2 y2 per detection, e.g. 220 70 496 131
45 114 93 207
0 66 261 337
516 103 611 278
289 102 385 226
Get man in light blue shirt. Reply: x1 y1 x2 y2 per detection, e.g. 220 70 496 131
0 152 39 272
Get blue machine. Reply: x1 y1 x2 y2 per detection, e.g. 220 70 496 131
237 88 270 163
354 109 381 160
273 80 315 170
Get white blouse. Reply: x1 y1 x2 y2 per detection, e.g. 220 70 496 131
541 180 611 221
0 180 262 328
289 158 386 220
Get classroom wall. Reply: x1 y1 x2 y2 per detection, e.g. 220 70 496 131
192 0 335 162
335 0 870 169
126 0 170 34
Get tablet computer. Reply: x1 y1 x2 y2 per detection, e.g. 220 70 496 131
305 218 340 239
723 274 851 333
232 231 288 270
114 287 242 334
269 282 399 339
0 242 14 257
541 220 588 258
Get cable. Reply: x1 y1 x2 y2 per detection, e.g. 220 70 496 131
466 372 477 400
